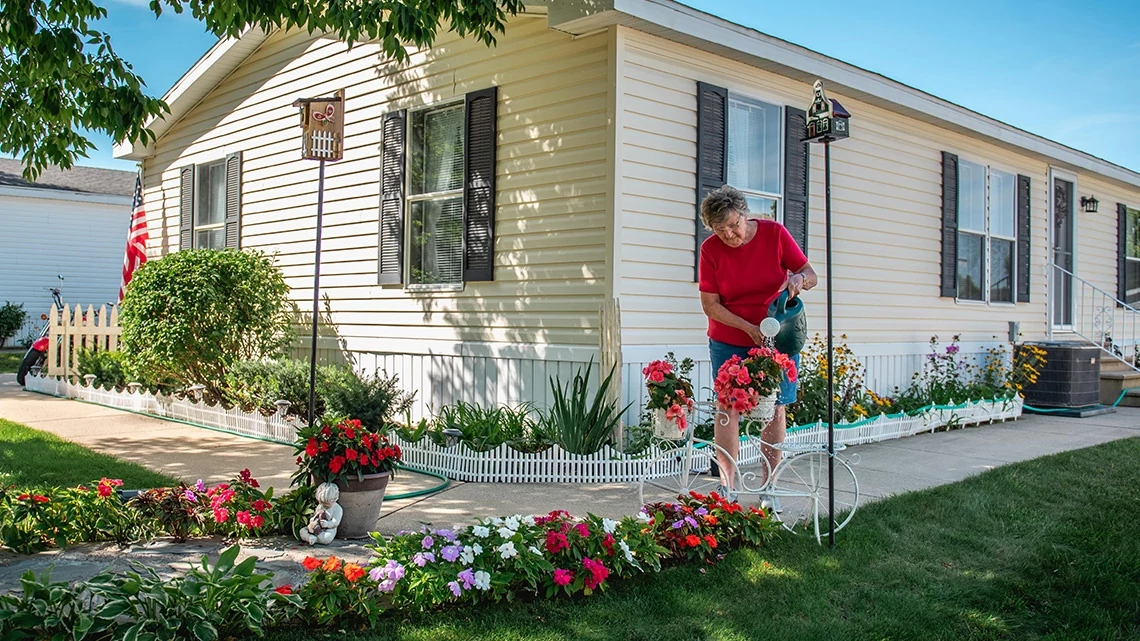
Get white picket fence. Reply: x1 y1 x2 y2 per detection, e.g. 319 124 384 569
45 304 121 377
24 375 1021 484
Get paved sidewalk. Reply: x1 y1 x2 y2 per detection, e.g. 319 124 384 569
1 372 1137 592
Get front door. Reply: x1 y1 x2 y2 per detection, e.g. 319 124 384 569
1052 176 1075 328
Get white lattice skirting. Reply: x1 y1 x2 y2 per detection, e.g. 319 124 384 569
24 376 1022 483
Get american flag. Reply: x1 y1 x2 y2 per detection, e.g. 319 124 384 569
118 173 149 302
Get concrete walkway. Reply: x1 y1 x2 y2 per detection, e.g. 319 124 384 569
1 372 1137 592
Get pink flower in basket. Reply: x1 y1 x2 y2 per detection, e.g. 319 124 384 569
644 355 696 431
713 347 797 414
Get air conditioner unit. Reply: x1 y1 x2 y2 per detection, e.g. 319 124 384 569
1021 342 1100 408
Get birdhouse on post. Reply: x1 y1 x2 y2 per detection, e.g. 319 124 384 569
803 80 850 143
292 89 345 162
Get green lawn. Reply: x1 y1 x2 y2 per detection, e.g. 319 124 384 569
270 437 1140 641
0 418 178 488
0 352 21 374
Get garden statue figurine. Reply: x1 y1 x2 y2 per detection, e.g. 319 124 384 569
299 482 343 545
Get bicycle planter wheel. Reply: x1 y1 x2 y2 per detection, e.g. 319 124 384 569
637 440 737 508
769 451 859 543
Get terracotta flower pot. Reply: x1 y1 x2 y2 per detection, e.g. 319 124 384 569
334 471 391 538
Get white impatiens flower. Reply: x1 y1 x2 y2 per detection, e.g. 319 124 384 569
602 518 619 534
471 525 490 538
522 515 537 527
497 526 515 539
472 543 483 556
496 541 518 559
474 570 492 590
504 515 521 531
636 511 651 523
460 546 475 565
619 539 634 563
528 545 542 556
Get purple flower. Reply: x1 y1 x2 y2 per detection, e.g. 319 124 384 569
421 535 435 549
671 519 685 530
447 580 462 597
378 578 397 593
694 507 708 516
441 545 461 562
385 559 405 580
457 568 476 589
412 552 436 567
369 567 385 582
436 528 457 542
684 516 699 528
946 345 959 354
183 490 197 501
195 479 206 493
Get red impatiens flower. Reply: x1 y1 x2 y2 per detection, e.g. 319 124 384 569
685 534 700 548
345 448 358 462
545 531 569 554
328 456 346 474
274 585 293 595
322 556 342 572
704 535 718 549
16 494 29 501
251 499 270 512
582 557 609 590
552 568 574 586
32 495 49 503
305 438 318 457
302 556 322 571
249 514 265 529
343 563 366 583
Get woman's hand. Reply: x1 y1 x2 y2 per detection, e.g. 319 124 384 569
785 273 806 298
745 324 766 346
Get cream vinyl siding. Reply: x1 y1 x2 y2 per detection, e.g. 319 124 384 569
1073 173 1138 296
140 18 611 352
617 28 1054 347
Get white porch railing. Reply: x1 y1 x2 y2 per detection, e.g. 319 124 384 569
1053 264 1140 372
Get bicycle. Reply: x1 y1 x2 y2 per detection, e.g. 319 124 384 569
638 400 860 544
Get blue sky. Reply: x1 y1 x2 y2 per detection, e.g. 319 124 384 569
19 0 1140 173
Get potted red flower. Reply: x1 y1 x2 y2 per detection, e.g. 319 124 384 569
643 353 695 439
292 416 402 538
712 347 797 422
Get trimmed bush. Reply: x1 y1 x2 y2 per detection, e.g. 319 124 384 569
0 301 27 348
119 250 293 397
76 349 131 389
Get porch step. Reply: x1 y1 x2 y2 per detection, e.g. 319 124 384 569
1100 357 1139 374
1100 368 1140 407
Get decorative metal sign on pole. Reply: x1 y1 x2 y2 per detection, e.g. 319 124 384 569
292 89 346 426
802 79 850 548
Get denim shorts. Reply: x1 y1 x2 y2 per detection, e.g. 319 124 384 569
709 339 799 406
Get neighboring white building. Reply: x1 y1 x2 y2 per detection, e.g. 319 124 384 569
0 159 134 344
114 1 1140 420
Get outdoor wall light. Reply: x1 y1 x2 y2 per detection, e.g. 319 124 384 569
1080 195 1099 213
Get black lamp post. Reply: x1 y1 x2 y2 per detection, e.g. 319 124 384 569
802 79 850 548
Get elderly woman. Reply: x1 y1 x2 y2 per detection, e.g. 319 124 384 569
698 185 817 505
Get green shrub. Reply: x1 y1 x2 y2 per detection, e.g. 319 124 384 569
76 348 131 388
541 361 629 455
322 367 415 432
0 301 27 348
225 359 327 417
119 249 293 397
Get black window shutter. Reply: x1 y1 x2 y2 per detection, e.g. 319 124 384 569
179 165 194 250
379 110 406 285
783 106 810 254
464 86 497 282
224 152 242 249
1119 202 1128 304
940 151 959 297
1016 174 1031 302
695 81 728 281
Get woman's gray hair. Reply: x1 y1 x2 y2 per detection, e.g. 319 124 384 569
700 185 748 230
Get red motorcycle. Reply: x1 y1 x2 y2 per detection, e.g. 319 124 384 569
16 285 64 387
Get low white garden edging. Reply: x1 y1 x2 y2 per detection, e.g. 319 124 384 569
24 375 1022 483
24 375 299 445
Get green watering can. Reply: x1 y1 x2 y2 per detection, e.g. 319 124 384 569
766 289 807 356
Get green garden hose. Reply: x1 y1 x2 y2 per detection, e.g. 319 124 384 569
1022 386 1140 413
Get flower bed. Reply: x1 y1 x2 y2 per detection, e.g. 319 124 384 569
24 374 1022 483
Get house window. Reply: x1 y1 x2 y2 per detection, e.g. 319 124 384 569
194 160 226 249
407 101 465 287
957 159 1016 303
727 95 782 220
1126 206 1140 305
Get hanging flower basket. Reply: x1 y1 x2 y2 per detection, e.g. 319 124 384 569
651 407 689 440
746 391 779 425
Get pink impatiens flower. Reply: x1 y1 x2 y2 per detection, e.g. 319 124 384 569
553 568 574 586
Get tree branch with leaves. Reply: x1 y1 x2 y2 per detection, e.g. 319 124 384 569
1 0 523 180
